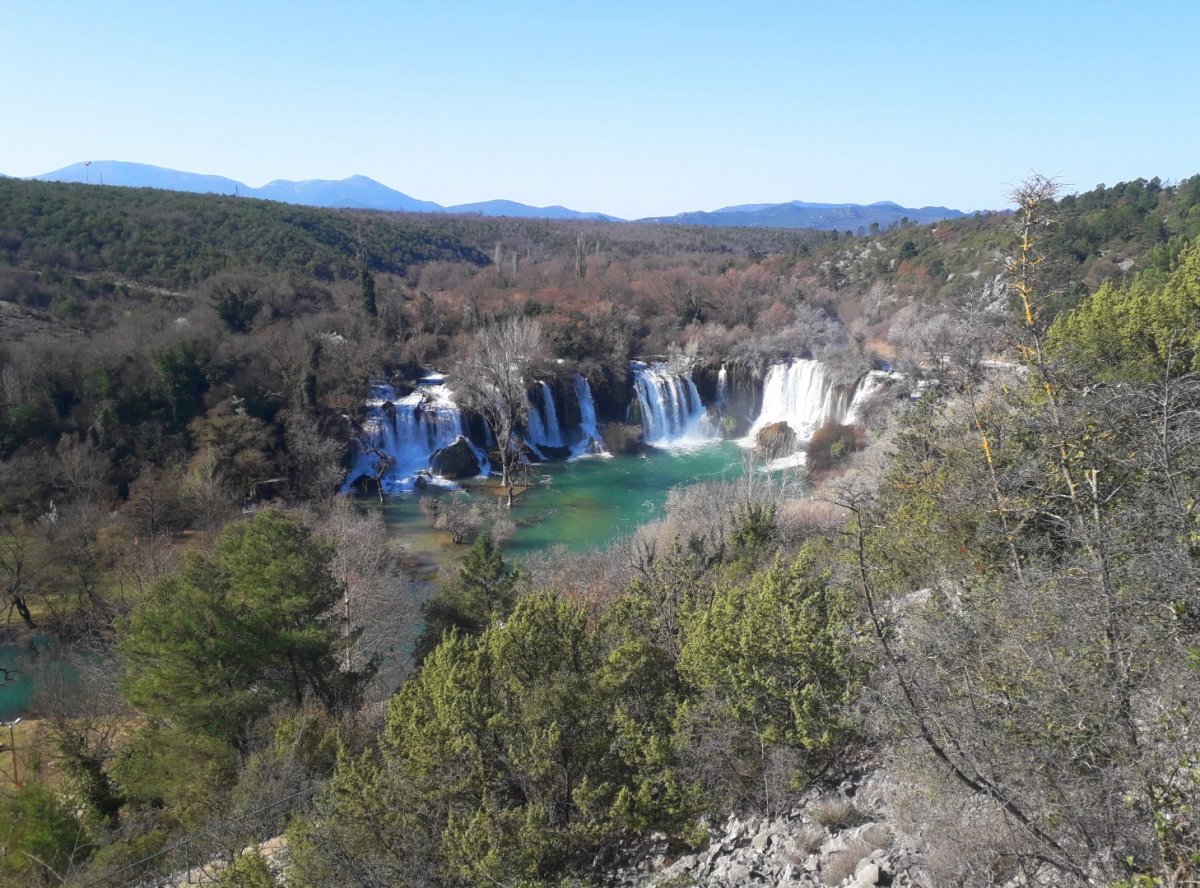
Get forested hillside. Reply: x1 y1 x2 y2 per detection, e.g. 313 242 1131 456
0 175 1197 887
0 179 491 287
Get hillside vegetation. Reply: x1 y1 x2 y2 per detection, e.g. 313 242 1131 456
0 175 1197 887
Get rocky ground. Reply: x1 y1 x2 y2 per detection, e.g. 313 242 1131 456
606 769 929 888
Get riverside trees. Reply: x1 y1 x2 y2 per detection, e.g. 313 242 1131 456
118 510 371 747
450 316 544 506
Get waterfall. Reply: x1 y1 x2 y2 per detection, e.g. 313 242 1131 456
571 374 607 457
744 360 889 470
540 383 565 447
342 378 484 493
631 361 716 447
716 364 729 409
845 370 889 423
746 359 853 443
525 381 566 452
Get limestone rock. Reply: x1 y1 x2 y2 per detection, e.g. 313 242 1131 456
602 765 920 888
430 435 480 479
854 860 881 885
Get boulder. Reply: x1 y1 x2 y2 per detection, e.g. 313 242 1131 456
750 828 776 852
602 422 644 455
755 421 797 459
430 436 481 480
854 860 881 886
725 863 752 884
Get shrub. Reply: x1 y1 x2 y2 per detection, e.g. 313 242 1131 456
820 839 871 886
215 851 277 887
678 554 862 805
0 781 91 886
805 421 865 481
730 501 777 557
808 795 866 830
789 822 828 858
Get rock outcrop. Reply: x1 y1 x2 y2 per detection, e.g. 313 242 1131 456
430 436 481 479
606 772 925 888
755 421 797 460
602 422 645 455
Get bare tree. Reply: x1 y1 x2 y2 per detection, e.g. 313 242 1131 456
450 317 544 506
306 496 416 696
575 231 588 279
0 519 52 628
842 344 1200 886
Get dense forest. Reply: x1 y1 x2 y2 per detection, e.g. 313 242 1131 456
0 173 1198 887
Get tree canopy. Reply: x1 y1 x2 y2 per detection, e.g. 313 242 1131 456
118 509 367 745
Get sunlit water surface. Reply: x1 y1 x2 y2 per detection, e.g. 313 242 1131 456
373 441 749 568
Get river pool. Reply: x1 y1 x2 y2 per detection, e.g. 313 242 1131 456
373 440 752 567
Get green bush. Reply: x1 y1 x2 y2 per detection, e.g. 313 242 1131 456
805 421 864 480
0 781 91 886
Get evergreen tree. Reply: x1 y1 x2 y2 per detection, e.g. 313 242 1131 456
1050 237 1200 380
360 267 378 317
677 554 860 795
118 510 365 746
413 532 518 664
0 781 91 887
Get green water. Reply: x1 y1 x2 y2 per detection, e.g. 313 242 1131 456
0 636 78 720
377 441 748 564
504 442 747 557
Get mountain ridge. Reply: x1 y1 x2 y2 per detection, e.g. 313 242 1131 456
646 199 967 230
30 160 972 229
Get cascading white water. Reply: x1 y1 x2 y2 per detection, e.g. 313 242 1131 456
342 378 484 493
540 382 565 447
632 361 716 447
845 370 889 423
746 359 852 444
571 374 607 457
716 364 728 409
525 381 566 454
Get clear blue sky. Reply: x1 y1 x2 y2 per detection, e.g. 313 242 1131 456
4 0 1198 218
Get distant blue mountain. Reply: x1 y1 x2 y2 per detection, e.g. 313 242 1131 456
35 161 245 195
642 199 966 231
253 174 442 212
30 162 970 229
445 199 621 222
32 161 613 221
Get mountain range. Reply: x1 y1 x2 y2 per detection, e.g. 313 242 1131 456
25 161 969 230
643 199 967 230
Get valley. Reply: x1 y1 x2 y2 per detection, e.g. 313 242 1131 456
0 173 1197 888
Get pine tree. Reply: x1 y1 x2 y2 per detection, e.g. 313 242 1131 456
413 532 518 664
117 510 364 746
360 267 378 317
